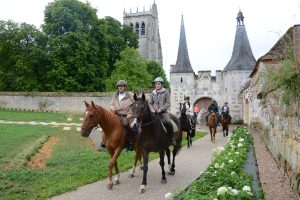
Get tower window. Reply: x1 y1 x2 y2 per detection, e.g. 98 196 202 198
181 77 183 83
135 22 139 35
141 22 145 35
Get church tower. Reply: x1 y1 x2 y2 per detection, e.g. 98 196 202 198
223 10 256 122
170 15 195 114
123 2 163 67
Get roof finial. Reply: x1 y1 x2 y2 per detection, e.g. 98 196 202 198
236 9 244 26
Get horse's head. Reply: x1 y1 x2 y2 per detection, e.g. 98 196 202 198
81 101 99 137
130 93 148 129
180 103 187 115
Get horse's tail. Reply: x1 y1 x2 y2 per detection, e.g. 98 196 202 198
170 114 183 153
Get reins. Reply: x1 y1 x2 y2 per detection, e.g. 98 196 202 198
132 101 160 128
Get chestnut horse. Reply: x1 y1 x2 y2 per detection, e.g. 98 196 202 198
80 101 141 190
208 112 218 142
130 94 182 194
221 112 230 137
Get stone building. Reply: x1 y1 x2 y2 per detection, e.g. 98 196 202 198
123 2 163 67
170 10 256 123
241 24 300 195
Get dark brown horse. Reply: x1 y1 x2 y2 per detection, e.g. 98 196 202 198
221 112 230 137
208 112 218 142
80 101 141 189
179 103 195 148
130 94 182 194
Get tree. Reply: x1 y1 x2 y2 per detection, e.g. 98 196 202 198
0 20 50 91
43 0 108 91
105 47 152 92
146 60 169 88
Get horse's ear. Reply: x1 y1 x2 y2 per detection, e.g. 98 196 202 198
91 101 96 108
84 100 89 108
142 93 145 101
134 93 137 101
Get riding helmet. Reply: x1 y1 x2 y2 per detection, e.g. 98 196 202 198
154 77 164 83
116 80 127 86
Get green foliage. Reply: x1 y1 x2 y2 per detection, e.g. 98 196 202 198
146 60 169 88
265 45 300 104
178 128 262 200
105 47 153 92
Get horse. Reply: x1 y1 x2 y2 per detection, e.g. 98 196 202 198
130 94 182 194
221 112 230 137
179 103 195 148
80 101 141 189
208 112 218 142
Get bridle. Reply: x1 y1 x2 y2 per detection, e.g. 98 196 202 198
81 107 101 132
131 100 160 127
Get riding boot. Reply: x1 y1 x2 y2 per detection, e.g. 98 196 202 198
124 126 134 151
166 123 176 146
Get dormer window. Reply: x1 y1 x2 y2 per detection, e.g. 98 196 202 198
141 22 145 35
135 22 139 35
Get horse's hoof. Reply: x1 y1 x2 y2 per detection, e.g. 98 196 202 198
166 171 171 175
187 145 190 148
161 178 167 184
169 171 175 176
107 183 113 190
128 173 134 178
139 166 143 170
114 180 120 185
138 185 146 194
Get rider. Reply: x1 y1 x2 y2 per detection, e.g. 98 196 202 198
106 80 135 151
181 96 195 129
206 99 220 126
221 102 232 123
148 77 176 146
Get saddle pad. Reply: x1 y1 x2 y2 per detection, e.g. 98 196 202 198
161 119 178 133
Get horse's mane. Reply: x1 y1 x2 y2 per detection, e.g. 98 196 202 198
96 105 122 126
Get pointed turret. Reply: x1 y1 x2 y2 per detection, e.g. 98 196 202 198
224 10 256 71
171 15 194 73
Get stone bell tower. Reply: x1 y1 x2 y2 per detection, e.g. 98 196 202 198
123 2 163 67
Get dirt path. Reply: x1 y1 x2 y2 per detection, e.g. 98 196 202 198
50 128 228 200
252 129 298 200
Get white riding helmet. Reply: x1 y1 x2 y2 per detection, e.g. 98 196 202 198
154 77 163 83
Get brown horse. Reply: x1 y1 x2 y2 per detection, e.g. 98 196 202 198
221 112 230 137
208 112 218 142
80 101 141 189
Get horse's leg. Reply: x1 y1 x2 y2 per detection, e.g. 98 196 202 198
189 130 193 146
129 144 142 178
113 160 120 185
169 146 177 175
165 147 172 175
159 150 167 184
209 128 213 141
107 147 122 189
139 149 149 194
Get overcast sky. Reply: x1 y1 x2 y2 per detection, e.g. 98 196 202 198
0 0 299 76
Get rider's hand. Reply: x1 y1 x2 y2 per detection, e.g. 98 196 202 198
157 109 162 113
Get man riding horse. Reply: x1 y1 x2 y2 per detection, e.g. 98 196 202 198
206 99 221 126
180 96 195 129
148 77 176 146
101 79 135 151
221 102 232 123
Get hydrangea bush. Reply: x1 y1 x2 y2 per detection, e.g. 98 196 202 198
176 127 263 200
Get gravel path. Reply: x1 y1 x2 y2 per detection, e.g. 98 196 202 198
50 128 228 200
251 129 299 200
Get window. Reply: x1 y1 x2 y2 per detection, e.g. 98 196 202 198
135 22 139 35
141 22 145 35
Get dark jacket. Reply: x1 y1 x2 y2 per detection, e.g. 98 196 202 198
208 103 218 113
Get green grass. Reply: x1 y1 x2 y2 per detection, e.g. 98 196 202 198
0 108 82 123
0 109 207 199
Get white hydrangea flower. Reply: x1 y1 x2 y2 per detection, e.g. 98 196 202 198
217 186 228 196
235 152 239 155
239 138 244 142
242 186 251 192
231 171 236 176
165 192 173 199
220 163 225 169
231 189 239 195
228 160 233 163
217 146 225 151
214 163 220 169
237 143 243 147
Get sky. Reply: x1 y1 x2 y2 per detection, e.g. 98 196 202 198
0 0 299 77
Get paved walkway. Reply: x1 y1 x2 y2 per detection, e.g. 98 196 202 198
50 127 229 200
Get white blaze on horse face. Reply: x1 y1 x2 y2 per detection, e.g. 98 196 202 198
130 118 137 128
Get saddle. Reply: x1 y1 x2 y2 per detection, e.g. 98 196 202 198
160 119 178 133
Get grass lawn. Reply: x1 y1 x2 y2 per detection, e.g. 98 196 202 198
0 109 206 199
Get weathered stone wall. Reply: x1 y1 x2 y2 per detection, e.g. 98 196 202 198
0 92 113 113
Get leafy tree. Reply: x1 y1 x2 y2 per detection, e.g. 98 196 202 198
43 0 108 91
103 17 138 76
105 47 152 92
146 60 169 88
0 20 50 91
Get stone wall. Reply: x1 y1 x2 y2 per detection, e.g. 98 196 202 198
0 92 114 113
